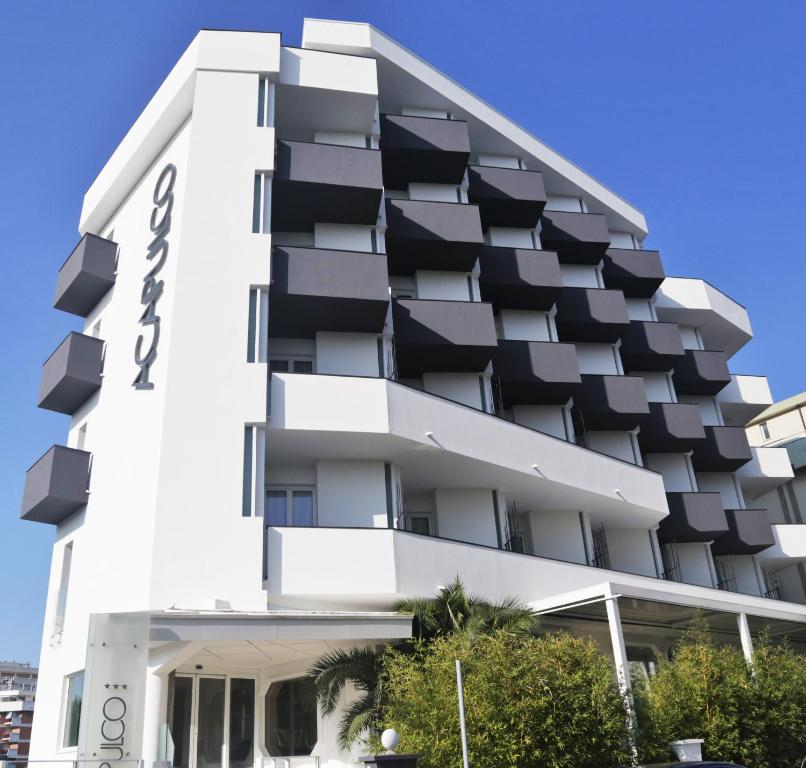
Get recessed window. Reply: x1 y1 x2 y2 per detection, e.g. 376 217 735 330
405 514 432 536
760 422 770 440
62 671 84 748
265 487 315 526
269 358 313 374
264 677 317 757
53 542 73 637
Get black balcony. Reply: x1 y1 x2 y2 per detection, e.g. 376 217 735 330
54 233 117 317
38 333 104 415
638 402 706 452
271 140 383 231
659 492 729 544
555 288 630 342
467 165 546 229
574 374 650 430
692 426 753 472
384 199 484 274
21 446 91 525
379 114 471 188
392 299 498 376
538 211 610 264
672 349 731 395
619 321 685 372
477 247 563 310
712 509 775 555
269 246 389 338
492 340 580 406
601 248 665 298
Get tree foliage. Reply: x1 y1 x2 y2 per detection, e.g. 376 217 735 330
635 619 806 768
382 630 634 768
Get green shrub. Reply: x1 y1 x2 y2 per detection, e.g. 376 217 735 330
382 630 633 768
635 621 806 768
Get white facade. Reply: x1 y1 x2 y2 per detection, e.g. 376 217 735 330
22 18 806 768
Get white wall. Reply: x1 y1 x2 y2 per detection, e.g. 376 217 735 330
642 373 675 403
544 195 582 212
678 395 722 426
675 543 714 587
587 432 637 464
408 182 460 203
560 264 600 288
497 309 552 341
314 130 366 148
678 325 702 350
696 473 742 508
314 223 373 251
415 271 472 301
487 227 534 248
529 511 587 564
512 405 567 440
646 454 696 491
477 153 520 169
606 529 657 577
576 343 620 375
316 461 388 527
435 488 498 547
626 299 653 321
608 231 635 249
724 556 762 596
422 372 484 410
315 332 379 377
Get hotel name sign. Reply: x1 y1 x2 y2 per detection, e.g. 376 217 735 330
133 163 177 390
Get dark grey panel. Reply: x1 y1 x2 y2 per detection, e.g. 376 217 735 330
659 492 729 543
712 509 775 555
574 374 650 430
555 287 630 342
492 340 580 406
620 321 685 372
379 114 470 188
538 211 610 264
271 140 383 231
672 349 731 395
384 199 484 274
477 247 562 310
38 332 104 415
20 445 91 525
269 246 389 338
692 426 753 471
467 165 546 229
392 299 498 376
638 402 706 452
601 248 665 298
54 233 117 317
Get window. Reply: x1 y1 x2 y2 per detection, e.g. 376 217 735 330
257 77 273 127
760 421 770 440
268 358 314 374
62 671 84 748
53 542 73 636
252 172 272 234
247 288 269 363
265 488 315 526
264 677 317 757
405 514 432 536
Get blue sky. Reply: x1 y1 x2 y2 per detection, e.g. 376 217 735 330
1 1 805 664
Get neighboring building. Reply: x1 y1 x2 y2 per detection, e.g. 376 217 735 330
0 662 37 765
746 392 806 604
20 18 806 768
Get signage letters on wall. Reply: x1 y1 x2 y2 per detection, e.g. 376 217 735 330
133 163 177 389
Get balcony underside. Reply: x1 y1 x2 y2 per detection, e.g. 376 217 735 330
269 295 389 338
712 509 775 556
477 247 563 311
638 402 706 453
267 373 669 527
659 492 729 544
735 447 794 501
492 340 580 406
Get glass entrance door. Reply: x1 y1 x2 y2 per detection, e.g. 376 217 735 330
171 676 255 768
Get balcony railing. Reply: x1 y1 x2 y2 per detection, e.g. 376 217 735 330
467 165 546 229
672 349 732 396
601 248 665 298
538 210 610 264
691 426 753 472
38 332 104 415
54 233 117 317
637 402 706 453
574 374 650 430
20 446 91 525
492 340 580 406
477 246 563 310
619 320 685 372
555 287 630 343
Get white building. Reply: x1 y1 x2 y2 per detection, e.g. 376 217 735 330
21 18 806 768
0 662 37 765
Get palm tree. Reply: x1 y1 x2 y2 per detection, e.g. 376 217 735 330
308 576 539 750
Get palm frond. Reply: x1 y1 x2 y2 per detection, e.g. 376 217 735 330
309 647 380 715
336 693 378 751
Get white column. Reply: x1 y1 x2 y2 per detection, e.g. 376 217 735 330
737 612 754 667
142 667 167 767
605 595 632 696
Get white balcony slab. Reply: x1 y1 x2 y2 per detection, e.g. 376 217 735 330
268 373 669 526
655 277 752 357
716 374 773 426
734 446 794 500
756 525 806 569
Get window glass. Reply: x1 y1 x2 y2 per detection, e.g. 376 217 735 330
264 677 317 756
760 422 770 440
266 491 288 525
291 491 314 526
269 359 290 373
293 360 313 374
229 679 255 768
408 516 431 536
62 672 84 748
